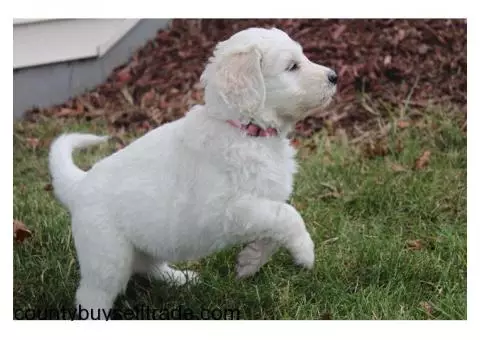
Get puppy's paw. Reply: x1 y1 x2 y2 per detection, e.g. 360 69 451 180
290 233 315 270
151 264 200 286
236 262 260 279
177 270 200 285
236 239 278 279
236 247 263 279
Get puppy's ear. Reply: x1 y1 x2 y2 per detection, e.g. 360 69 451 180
206 47 265 114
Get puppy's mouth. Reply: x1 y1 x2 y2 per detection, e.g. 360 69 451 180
277 85 337 122
320 85 337 107
300 88 336 119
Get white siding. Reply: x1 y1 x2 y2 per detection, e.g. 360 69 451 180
13 19 140 69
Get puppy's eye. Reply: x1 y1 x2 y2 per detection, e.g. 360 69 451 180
287 63 299 72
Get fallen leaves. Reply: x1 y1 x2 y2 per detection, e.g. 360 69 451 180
332 24 347 40
25 137 40 150
363 138 389 158
24 19 466 138
384 147 431 173
322 237 339 245
383 55 392 66
395 139 404 153
319 311 333 320
391 163 407 172
140 89 157 108
418 44 430 55
56 107 77 117
120 87 135 106
21 136 54 151
318 182 343 200
115 66 132 84
319 191 343 200
296 138 319 159
110 135 127 151
419 301 434 316
397 120 411 129
414 150 432 170
13 219 32 243
406 239 424 250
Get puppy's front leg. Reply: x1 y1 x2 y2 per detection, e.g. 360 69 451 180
228 196 314 271
236 238 279 279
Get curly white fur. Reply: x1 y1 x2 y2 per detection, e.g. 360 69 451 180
49 27 337 319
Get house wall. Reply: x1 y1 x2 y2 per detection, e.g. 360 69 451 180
13 19 170 119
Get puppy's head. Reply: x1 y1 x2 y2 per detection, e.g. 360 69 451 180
201 27 337 130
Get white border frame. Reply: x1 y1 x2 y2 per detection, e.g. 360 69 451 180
4 1 476 339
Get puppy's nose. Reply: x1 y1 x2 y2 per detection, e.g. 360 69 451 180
328 71 338 85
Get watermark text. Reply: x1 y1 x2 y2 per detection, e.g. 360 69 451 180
14 305 241 320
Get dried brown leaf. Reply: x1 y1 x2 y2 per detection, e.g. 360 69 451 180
121 87 135 106
383 55 392 66
406 239 423 250
322 237 339 245
418 44 429 55
111 135 126 151
391 163 407 172
332 24 347 40
395 139 404 153
13 219 32 243
116 67 132 83
320 311 333 320
140 89 156 108
414 150 431 170
56 107 76 117
26 137 40 149
363 140 389 158
397 120 410 129
75 99 85 113
419 301 434 316
319 191 342 200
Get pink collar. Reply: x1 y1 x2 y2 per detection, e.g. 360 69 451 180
226 120 278 137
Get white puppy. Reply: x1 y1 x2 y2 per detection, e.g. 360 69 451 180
49 27 337 318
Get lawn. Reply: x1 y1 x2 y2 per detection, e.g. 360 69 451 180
13 106 466 320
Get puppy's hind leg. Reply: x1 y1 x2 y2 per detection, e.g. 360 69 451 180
133 253 199 286
74 230 135 320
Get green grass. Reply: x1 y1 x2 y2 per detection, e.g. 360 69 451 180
13 108 466 320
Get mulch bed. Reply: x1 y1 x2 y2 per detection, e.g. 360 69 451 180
24 19 467 138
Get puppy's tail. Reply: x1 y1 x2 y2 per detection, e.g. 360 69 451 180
49 133 110 208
